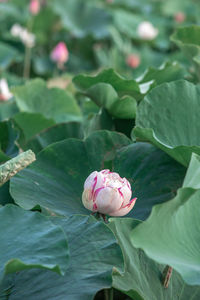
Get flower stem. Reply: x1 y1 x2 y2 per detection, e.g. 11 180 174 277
23 45 32 79
104 288 113 300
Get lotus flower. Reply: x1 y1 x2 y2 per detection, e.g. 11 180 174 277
29 0 40 15
82 169 136 216
10 24 23 37
0 79 13 101
174 12 185 23
137 21 158 40
10 24 35 48
126 54 140 69
20 29 35 48
50 42 69 69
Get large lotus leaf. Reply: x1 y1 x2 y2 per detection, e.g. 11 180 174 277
132 186 200 285
171 26 200 61
25 122 84 154
10 130 185 220
0 205 69 280
0 42 19 70
10 131 131 215
109 218 200 300
13 112 55 142
134 80 200 166
12 79 82 123
1 215 123 300
0 100 19 122
113 142 185 220
73 68 140 99
138 61 187 94
84 83 137 119
50 0 111 39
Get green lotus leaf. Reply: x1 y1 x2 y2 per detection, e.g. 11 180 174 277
0 100 19 122
12 79 82 123
0 42 19 70
1 214 123 300
109 218 200 300
82 83 137 119
13 112 55 142
134 80 200 166
50 0 111 39
183 153 200 189
132 187 200 285
10 131 185 220
171 25 200 61
24 122 84 154
0 205 69 280
131 152 200 285
138 61 187 94
10 131 131 216
113 142 185 220
73 68 140 99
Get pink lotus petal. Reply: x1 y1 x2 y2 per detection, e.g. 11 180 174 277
50 42 69 68
109 198 137 217
95 187 123 215
29 0 40 15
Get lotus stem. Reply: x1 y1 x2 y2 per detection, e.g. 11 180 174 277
0 150 36 186
104 288 113 300
23 45 32 79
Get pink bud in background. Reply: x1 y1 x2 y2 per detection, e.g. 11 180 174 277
50 42 69 69
29 0 40 15
126 54 140 69
82 169 136 216
174 12 185 23
137 21 158 40
0 79 13 101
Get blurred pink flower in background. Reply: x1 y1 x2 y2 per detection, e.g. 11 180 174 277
137 21 158 40
174 12 186 23
126 54 141 69
82 169 137 216
50 42 69 69
0 79 13 101
29 0 40 15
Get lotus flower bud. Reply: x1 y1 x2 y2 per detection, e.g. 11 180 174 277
126 54 140 69
50 42 69 69
174 12 185 23
82 169 136 216
29 0 40 15
0 79 13 101
137 21 158 40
